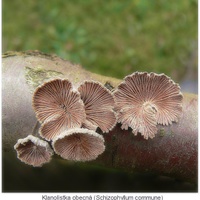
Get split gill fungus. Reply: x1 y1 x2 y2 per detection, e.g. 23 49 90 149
52 128 105 162
114 72 183 139
32 79 86 141
14 135 53 167
78 81 117 133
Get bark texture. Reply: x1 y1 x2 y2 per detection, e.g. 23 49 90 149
2 51 198 184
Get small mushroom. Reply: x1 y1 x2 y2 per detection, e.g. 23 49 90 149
52 128 105 162
14 135 53 167
114 72 183 139
78 81 117 133
33 79 86 140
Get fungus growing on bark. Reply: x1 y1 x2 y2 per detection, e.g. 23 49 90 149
78 81 116 133
33 79 86 140
14 135 53 167
52 128 105 161
114 72 183 139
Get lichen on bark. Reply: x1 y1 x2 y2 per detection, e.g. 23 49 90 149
24 66 63 90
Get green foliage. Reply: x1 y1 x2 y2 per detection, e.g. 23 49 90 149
3 0 197 80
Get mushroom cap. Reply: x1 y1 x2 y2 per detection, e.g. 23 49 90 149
33 79 86 140
114 72 183 139
78 81 117 133
14 135 53 167
52 128 105 162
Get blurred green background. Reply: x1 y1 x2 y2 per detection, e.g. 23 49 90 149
2 0 198 192
3 0 198 83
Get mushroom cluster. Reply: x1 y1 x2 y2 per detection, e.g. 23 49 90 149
15 78 116 166
14 72 183 167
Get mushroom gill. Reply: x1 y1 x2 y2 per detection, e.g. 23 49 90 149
114 72 183 139
14 135 53 167
78 81 117 133
33 79 86 140
52 128 105 161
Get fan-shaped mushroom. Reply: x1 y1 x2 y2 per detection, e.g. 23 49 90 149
114 72 183 139
78 81 116 133
14 135 53 167
52 128 105 161
33 79 86 140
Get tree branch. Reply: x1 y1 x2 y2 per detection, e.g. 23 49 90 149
2 50 197 183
